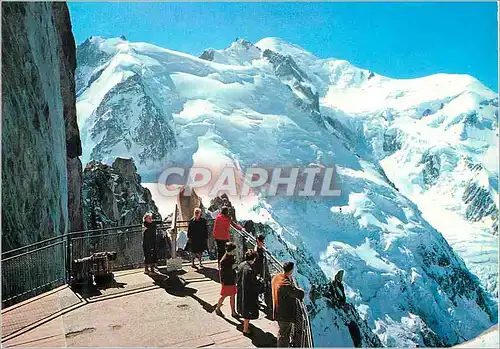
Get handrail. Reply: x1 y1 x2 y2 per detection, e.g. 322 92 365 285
2 235 67 258
2 241 66 262
229 225 314 347
69 228 144 240
2 222 172 258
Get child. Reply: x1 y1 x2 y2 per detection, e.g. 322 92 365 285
215 242 239 318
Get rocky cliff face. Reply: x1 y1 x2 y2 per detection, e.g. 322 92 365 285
86 74 177 166
82 158 161 229
52 3 84 232
262 48 323 124
1 2 83 250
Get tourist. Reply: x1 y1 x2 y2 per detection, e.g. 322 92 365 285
213 206 244 262
215 242 239 318
142 212 158 274
272 261 305 347
237 249 262 336
253 234 266 278
253 234 271 313
187 208 208 268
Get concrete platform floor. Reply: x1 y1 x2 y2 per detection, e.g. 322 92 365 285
1 262 278 347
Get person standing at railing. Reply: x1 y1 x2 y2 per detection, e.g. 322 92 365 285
187 208 209 268
236 249 262 336
142 212 158 274
213 206 244 263
253 234 272 314
215 242 239 318
253 235 266 278
272 261 305 347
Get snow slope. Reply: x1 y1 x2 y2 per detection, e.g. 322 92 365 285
76 36 498 347
455 325 499 348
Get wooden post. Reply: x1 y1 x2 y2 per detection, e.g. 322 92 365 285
171 204 178 259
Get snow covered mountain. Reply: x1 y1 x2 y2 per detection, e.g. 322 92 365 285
76 36 498 347
317 58 499 296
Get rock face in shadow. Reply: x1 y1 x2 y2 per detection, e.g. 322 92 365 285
262 48 322 124
1 2 83 250
84 73 177 168
176 186 204 222
82 158 161 229
52 3 84 232
199 48 215 61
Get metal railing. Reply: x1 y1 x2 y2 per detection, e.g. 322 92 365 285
2 237 67 307
1 222 170 308
70 227 144 271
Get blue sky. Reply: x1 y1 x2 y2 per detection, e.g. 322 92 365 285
68 2 498 91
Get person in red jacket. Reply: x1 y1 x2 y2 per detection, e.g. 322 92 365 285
213 206 243 262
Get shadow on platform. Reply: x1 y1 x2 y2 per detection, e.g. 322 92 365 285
150 273 217 313
72 278 127 298
150 271 277 347
195 265 220 283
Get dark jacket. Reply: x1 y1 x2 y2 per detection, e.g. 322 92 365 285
142 221 157 264
236 261 261 319
187 217 208 254
219 254 237 285
272 273 305 323
253 246 266 278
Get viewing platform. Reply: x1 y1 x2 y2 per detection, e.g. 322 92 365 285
1 201 312 347
2 261 278 348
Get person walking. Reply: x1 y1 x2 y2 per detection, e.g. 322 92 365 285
272 261 305 347
142 212 158 274
213 206 244 263
187 208 208 268
236 249 262 336
215 242 239 318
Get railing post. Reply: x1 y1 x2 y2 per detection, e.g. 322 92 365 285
171 204 178 259
65 234 71 284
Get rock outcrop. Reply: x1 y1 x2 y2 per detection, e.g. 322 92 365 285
176 186 204 222
83 73 177 171
462 159 498 234
262 48 322 124
82 158 161 229
199 48 215 61
1 2 83 250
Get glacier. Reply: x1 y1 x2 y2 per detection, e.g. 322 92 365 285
76 36 498 347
